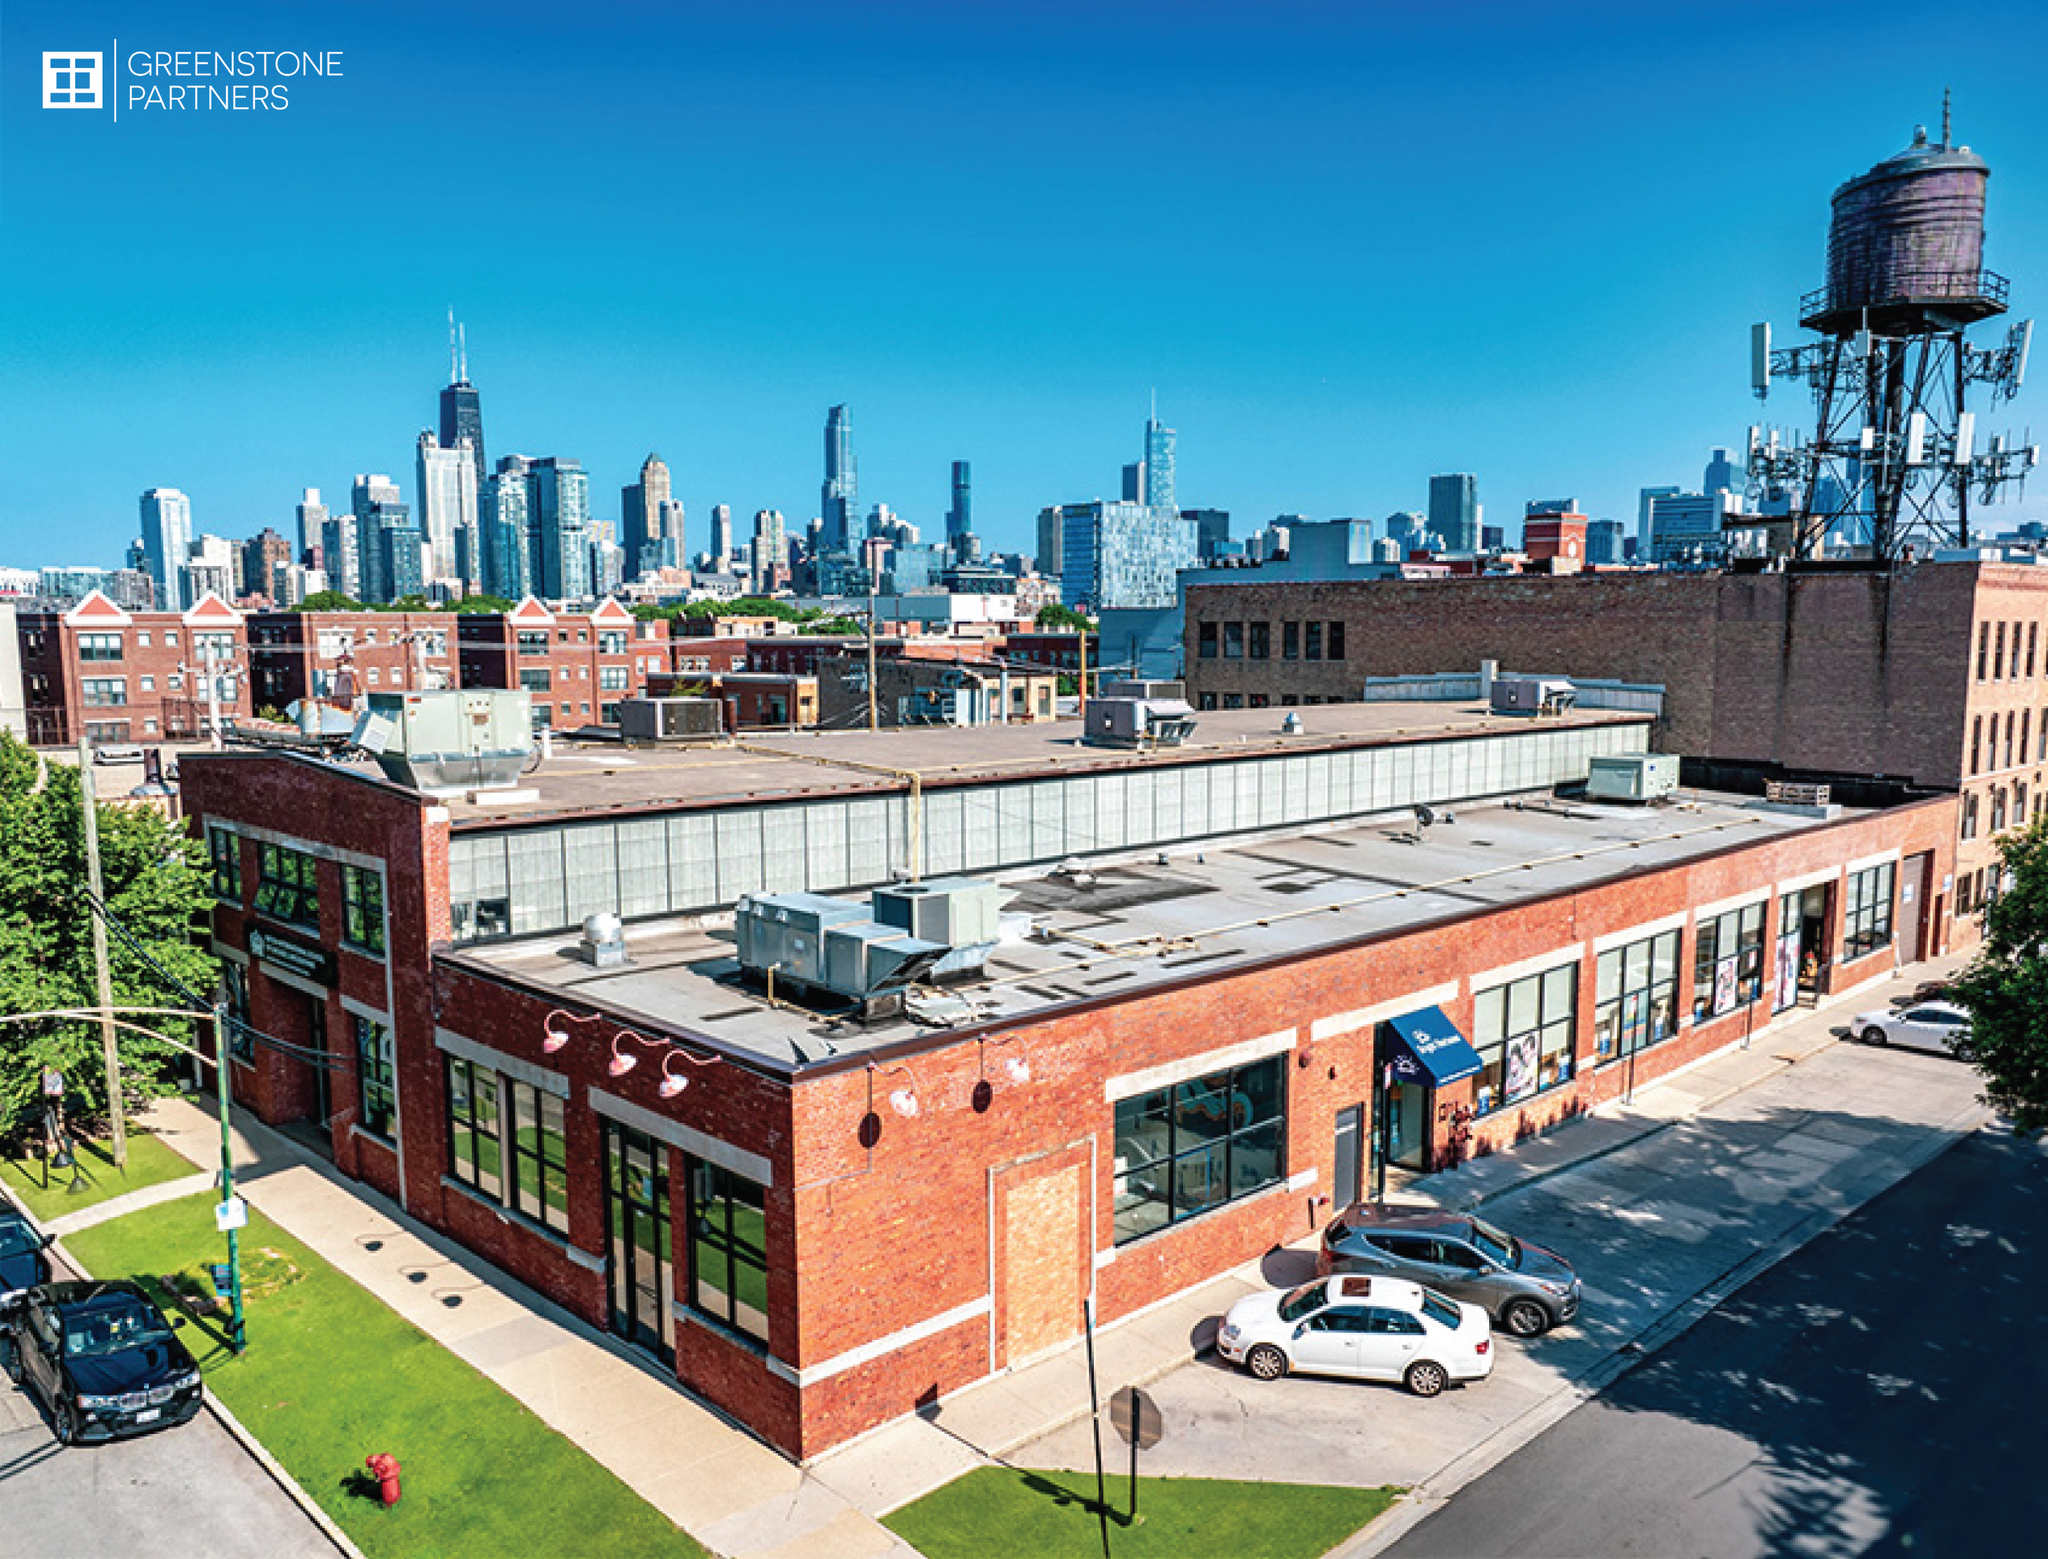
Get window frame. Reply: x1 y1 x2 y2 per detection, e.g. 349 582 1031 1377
252 841 320 927
1471 963 1578 1115
686 1157 770 1344
1593 929 1680 1063
506 1080 570 1235
341 865 385 955
208 826 241 904
444 1055 502 1199
1844 862 1896 960
355 1017 397 1142
1692 902 1767 1020
1112 1055 1286 1245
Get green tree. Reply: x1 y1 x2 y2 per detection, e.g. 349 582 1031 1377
0 735 217 1144
1948 820 2048 1133
453 594 519 614
293 590 364 612
1036 604 1095 631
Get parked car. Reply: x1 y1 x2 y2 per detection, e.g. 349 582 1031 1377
3 1281 203 1445
1217 1274 1492 1396
90 745 144 766
1317 1204 1581 1337
1854 1000 1970 1057
0 1205 54 1316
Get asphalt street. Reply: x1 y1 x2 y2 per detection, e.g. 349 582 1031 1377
1384 1124 2048 1558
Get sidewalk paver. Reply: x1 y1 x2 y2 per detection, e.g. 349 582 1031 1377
128 950 1985 1559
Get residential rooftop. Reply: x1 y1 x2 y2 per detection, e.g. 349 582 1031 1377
445 785 1858 1075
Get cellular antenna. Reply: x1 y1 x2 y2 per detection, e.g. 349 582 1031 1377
1942 87 1952 149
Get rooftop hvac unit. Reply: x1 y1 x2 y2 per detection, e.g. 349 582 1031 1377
735 877 1007 1016
1083 693 1198 749
1586 753 1680 802
354 690 533 795
1489 676 1578 717
1097 679 1186 702
871 877 1009 980
618 697 724 743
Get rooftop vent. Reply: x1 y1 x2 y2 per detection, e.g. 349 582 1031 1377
579 912 628 968
353 689 534 795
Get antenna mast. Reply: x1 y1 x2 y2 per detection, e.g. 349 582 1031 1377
447 307 459 384
458 323 468 383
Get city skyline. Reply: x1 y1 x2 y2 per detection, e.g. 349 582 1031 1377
7 1 2048 573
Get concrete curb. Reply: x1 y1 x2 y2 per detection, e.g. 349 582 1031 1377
8 1210 364 1559
1331 1099 1994 1559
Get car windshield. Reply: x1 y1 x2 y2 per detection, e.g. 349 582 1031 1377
0 1224 40 1258
1277 1283 1328 1323
63 1300 173 1356
1418 1290 1462 1330
1469 1218 1516 1267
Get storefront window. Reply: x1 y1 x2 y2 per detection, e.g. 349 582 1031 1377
508 1082 570 1235
687 1159 769 1343
1693 902 1766 1020
1112 1056 1284 1245
1843 862 1896 960
356 1018 397 1141
1594 931 1679 1062
1472 963 1577 1115
445 1056 501 1198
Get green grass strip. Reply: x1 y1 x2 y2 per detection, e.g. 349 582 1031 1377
61 1192 706 1559
1 1131 198 1221
884 1465 1399 1559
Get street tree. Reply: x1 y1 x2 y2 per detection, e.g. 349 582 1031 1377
1948 819 2048 1134
0 735 217 1143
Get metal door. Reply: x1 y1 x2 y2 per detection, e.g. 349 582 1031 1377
1333 1105 1363 1209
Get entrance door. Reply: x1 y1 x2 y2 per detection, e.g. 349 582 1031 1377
1385 1080 1428 1171
604 1120 674 1365
1333 1105 1364 1209
1000 1162 1083 1365
1797 884 1832 1001
1901 851 1935 962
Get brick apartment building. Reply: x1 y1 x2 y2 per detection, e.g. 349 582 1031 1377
1182 559 2047 930
249 609 461 712
181 698 1952 1459
17 589 250 746
457 598 670 730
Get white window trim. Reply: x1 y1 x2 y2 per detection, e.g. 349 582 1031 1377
1309 982 1459 1043
1103 1027 1295 1103
1591 910 1688 955
1469 944 1586 997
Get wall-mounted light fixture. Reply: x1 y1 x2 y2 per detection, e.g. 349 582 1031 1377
541 1008 602 1054
873 1061 921 1119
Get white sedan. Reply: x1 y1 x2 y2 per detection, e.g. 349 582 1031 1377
1852 1000 1971 1057
1217 1274 1493 1397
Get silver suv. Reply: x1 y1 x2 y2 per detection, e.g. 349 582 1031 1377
1316 1205 1581 1337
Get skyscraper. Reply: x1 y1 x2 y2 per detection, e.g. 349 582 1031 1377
946 461 975 564
296 488 328 565
528 457 591 601
1143 412 1177 513
417 429 480 589
320 513 360 600
140 488 193 613
352 474 413 604
821 404 857 553
751 509 788 594
1427 474 1479 553
1703 447 1742 498
708 503 735 572
439 313 488 496
242 529 293 603
622 453 679 577
482 455 531 600
1051 500 1196 610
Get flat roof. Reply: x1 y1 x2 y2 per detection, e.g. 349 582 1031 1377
444 786 1854 1076
447 701 1649 828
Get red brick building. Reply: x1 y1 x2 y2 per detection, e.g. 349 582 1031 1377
457 597 670 729
17 589 249 746
248 609 460 712
182 699 1953 1461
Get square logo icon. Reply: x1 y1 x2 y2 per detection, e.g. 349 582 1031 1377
43 52 103 109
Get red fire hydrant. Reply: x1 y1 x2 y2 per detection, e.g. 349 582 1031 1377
365 1453 402 1507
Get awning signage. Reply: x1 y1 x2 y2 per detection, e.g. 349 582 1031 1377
1382 1005 1484 1088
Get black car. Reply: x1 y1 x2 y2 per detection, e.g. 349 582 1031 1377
5 1281 204 1444
0 1205 54 1316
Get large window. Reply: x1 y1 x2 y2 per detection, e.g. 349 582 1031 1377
1112 1056 1285 1244
356 1018 397 1141
520 668 552 693
341 865 385 954
445 1056 502 1199
445 1057 570 1236
209 826 241 904
507 1081 570 1235
517 630 550 656
1593 931 1679 1062
1693 902 1766 1019
1197 622 1217 659
78 632 123 662
1472 964 1577 1114
1844 862 1896 960
253 841 320 926
687 1159 769 1343
599 665 630 692
1247 621 1271 660
81 678 126 707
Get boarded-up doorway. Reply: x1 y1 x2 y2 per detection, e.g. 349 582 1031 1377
997 1159 1085 1367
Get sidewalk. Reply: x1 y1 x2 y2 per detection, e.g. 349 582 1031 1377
128 951 1982 1559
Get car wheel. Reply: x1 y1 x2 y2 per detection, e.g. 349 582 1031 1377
1502 1298 1551 1338
1404 1360 1449 1398
1861 1026 1890 1047
1246 1344 1289 1382
53 1400 79 1447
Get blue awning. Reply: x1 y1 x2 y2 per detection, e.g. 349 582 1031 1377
1384 1006 1484 1088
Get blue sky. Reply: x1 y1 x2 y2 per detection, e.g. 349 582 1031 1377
5 0 2048 571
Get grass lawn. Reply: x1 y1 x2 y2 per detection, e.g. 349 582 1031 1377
0 1130 198 1221
884 1466 1400 1559
64 1192 705 1559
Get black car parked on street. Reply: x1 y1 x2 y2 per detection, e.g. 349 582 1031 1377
2 1281 204 1444
0 1204 55 1316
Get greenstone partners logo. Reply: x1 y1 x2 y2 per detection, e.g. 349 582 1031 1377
40 48 344 114
42 53 102 108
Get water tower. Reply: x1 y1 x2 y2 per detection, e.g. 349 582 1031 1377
1748 98 2035 560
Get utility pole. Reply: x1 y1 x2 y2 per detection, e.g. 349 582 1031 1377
74 738 128 1169
866 581 879 733
213 1002 248 1354
202 641 225 750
